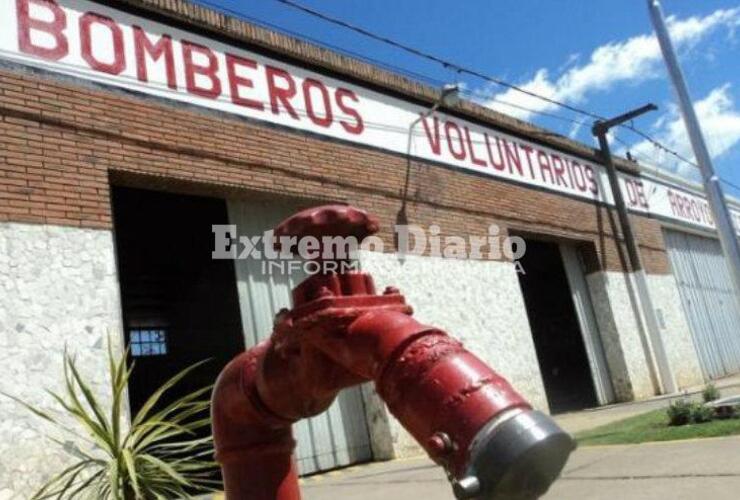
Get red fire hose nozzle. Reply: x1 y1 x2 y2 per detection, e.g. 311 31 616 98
211 205 575 499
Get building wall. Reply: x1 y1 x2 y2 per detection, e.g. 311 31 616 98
584 270 705 402
0 223 124 500
359 250 545 458
647 273 704 389
0 62 702 429
586 271 657 400
0 6 712 489
0 67 670 277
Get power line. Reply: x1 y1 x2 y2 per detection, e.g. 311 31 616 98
720 177 740 193
199 0 740 197
620 125 700 168
15 0 732 197
614 135 740 199
194 0 588 130
0 50 588 151
269 0 719 175
207 0 707 170
273 0 603 120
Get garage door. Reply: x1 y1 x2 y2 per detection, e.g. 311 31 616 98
664 229 740 379
227 199 373 475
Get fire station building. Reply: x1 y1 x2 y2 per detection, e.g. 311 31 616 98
1 0 740 496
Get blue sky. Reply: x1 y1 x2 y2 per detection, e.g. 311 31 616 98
195 0 740 194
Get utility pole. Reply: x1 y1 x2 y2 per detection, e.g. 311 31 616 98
648 0 740 298
593 104 677 395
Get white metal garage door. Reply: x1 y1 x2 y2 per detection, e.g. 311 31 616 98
227 199 373 475
664 229 740 380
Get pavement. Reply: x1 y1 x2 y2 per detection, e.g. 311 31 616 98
298 375 740 499
555 373 740 434
208 375 740 499
300 436 740 499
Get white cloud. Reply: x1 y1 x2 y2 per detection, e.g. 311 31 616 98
628 84 740 178
481 7 740 121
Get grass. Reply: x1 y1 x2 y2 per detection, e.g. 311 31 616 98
575 408 740 446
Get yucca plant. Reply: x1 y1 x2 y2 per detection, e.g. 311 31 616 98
3 339 218 499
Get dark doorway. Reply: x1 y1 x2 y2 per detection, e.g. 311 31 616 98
517 239 598 413
111 186 245 417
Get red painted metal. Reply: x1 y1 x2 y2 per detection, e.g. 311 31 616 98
212 205 532 499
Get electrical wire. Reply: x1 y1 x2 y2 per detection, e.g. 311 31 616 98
720 177 740 193
266 0 740 193
271 0 603 120
183 0 589 131
0 49 572 145
8 0 739 196
202 0 700 166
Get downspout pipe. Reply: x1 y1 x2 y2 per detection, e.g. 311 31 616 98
212 205 575 499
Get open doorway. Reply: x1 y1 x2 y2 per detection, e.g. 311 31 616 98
517 239 598 413
111 186 245 417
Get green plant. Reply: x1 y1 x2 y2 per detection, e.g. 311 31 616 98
690 404 714 424
702 383 721 403
2 340 217 499
666 399 692 426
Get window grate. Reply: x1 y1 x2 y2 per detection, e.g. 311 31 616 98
129 328 168 357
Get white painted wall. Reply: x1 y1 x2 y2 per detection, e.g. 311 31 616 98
358 250 546 458
584 270 704 402
0 223 124 500
647 273 704 389
585 271 656 400
0 221 705 493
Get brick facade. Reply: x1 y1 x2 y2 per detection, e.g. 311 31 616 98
0 4 712 495
0 64 670 274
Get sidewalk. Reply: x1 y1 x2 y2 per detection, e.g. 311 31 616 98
208 376 740 499
555 373 740 434
301 436 740 499
298 375 740 499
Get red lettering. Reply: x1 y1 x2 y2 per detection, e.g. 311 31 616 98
668 191 677 215
503 140 522 176
445 121 466 161
537 151 553 184
265 65 298 119
691 200 701 221
636 183 648 208
668 190 708 222
585 166 598 195
626 180 638 206
625 179 649 209
80 13 126 75
680 198 688 219
302 78 333 128
182 40 221 99
551 155 568 188
225 54 263 110
335 88 363 134
133 26 176 89
520 146 537 178
16 0 68 61
421 116 441 155
464 127 486 167
571 161 587 191
484 134 505 171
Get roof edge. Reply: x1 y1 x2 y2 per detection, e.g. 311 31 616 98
104 0 645 176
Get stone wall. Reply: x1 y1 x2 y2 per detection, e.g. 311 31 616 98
648 273 704 390
586 271 657 401
358 250 546 458
584 270 705 403
0 223 124 500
